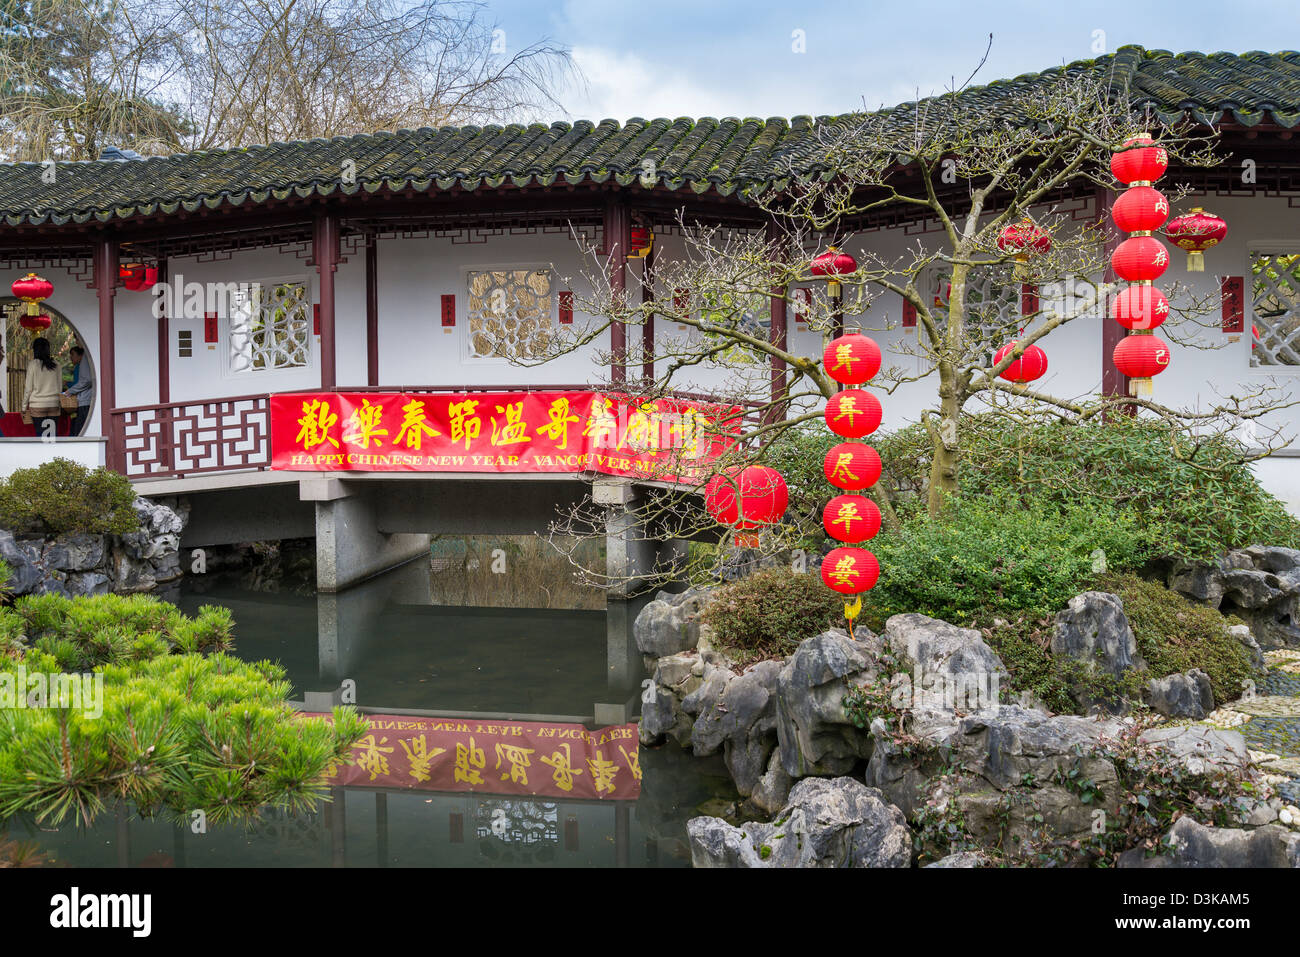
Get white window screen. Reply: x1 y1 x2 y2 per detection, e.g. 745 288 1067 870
466 268 554 360
229 280 311 374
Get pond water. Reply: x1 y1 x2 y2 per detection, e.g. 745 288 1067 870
3 555 738 868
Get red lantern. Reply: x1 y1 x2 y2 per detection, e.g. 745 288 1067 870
1111 186 1170 234
629 227 654 259
11 272 53 316
1111 236 1170 282
1113 334 1171 397
19 312 51 331
824 389 882 438
822 333 881 384
1164 208 1226 272
821 546 880 594
811 247 857 279
1111 285 1169 330
1110 134 1168 185
120 263 158 291
993 340 1048 383
823 495 881 544
824 442 881 491
997 218 1052 257
704 465 789 531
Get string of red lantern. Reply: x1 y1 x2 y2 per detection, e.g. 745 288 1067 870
819 329 883 636
12 273 54 330
1108 134 1172 398
994 218 1052 382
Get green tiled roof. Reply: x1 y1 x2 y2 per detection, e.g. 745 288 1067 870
0 46 1297 229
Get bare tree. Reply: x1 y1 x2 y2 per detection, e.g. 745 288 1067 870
0 0 575 160
534 69 1298 587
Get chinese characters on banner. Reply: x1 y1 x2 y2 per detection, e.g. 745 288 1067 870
271 391 739 481
305 713 641 801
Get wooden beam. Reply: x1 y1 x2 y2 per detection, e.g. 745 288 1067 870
640 244 655 383
767 219 788 425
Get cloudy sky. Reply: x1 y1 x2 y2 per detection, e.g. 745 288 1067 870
489 0 1299 122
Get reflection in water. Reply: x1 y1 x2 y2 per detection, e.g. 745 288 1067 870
5 555 739 868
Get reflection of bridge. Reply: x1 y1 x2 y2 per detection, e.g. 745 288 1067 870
38 783 653 868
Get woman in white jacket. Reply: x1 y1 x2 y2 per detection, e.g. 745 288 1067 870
23 337 63 437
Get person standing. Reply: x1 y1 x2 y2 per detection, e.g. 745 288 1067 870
22 337 63 438
64 346 94 436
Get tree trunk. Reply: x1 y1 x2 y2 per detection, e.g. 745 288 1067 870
926 265 967 517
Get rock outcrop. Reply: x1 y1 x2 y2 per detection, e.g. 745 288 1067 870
687 777 912 868
1167 546 1300 649
1 496 186 598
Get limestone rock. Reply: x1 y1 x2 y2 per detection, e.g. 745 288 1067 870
775 629 880 778
1118 817 1300 868
633 587 714 664
1051 592 1146 679
1137 725 1250 776
0 530 45 594
1146 669 1215 719
42 533 106 572
1228 623 1267 673
639 653 700 747
687 777 911 868
884 613 1008 710
924 851 988 868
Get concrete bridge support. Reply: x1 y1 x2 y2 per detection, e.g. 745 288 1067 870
302 477 432 593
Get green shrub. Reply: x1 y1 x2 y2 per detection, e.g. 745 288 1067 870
880 414 1300 562
862 495 1147 626
700 567 845 660
0 593 366 827
0 459 139 536
1096 572 1253 706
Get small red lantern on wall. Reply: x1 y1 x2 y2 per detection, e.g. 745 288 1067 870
704 465 789 531
824 389 882 438
1111 285 1170 330
1111 236 1170 282
19 312 52 331
120 263 159 291
11 272 53 317
1110 134 1168 186
1110 186 1170 234
628 226 654 260
1164 208 1227 272
822 333 881 384
823 494 881 544
993 340 1048 384
821 546 880 595
824 442 882 491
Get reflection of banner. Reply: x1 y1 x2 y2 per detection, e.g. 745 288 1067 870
305 713 642 801
271 391 738 480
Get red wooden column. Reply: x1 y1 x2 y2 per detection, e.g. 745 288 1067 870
155 257 174 472
156 257 169 404
365 232 379 386
313 211 341 390
603 198 630 385
94 236 119 468
640 244 655 382
1097 187 1131 401
767 219 789 424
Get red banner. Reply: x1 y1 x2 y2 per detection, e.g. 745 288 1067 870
271 391 737 481
306 713 641 801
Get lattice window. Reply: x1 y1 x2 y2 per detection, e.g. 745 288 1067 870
1251 252 1300 367
928 267 1021 355
228 280 311 374
466 268 554 360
